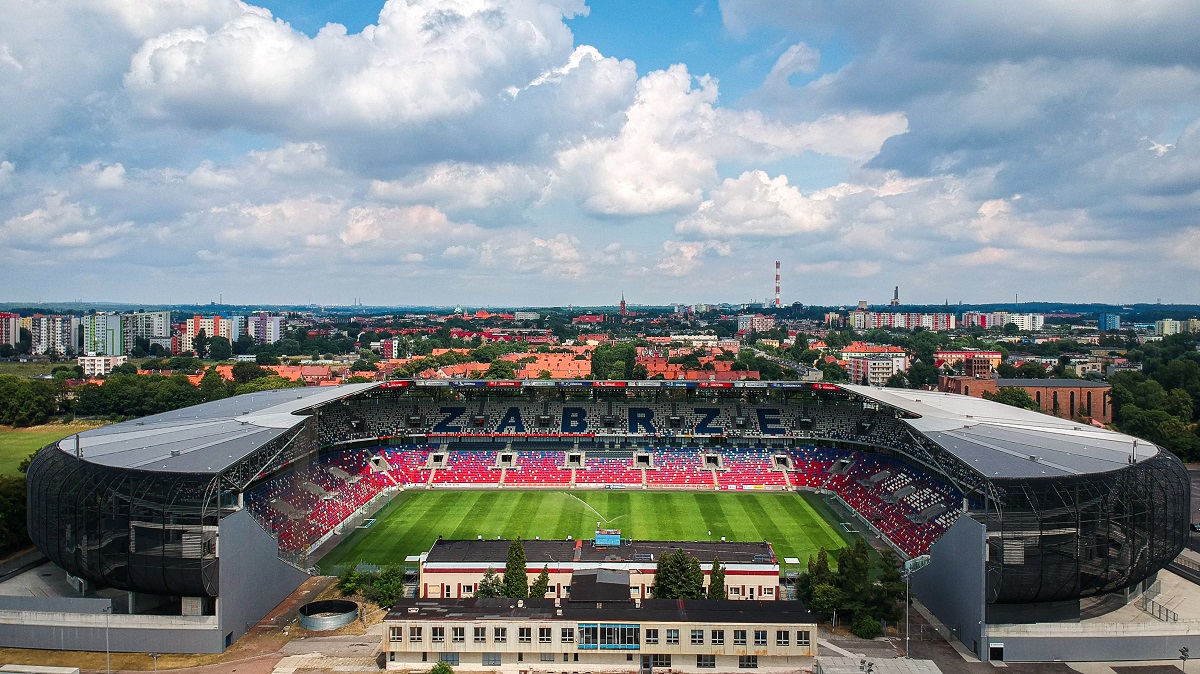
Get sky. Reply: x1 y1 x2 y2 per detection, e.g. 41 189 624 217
1 0 1199 307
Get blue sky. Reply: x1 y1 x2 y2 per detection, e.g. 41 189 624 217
1 0 1198 306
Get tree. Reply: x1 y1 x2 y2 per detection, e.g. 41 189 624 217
256 352 281 366
207 336 233 361
482 359 516 380
1017 361 1047 378
502 540 529 598
850 613 882 639
232 361 269 384
529 565 551 598
808 583 843 619
869 549 905 623
198 367 228 402
983 387 1042 412
372 565 406 608
429 662 455 674
475 568 503 598
835 539 872 601
193 329 208 359
707 556 726 600
233 376 305 395
652 548 705 599
338 567 365 596
884 372 909 389
906 362 941 389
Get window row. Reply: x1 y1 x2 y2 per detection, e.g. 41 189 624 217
641 628 810 647
392 626 577 644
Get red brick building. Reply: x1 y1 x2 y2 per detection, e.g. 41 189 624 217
939 376 1112 424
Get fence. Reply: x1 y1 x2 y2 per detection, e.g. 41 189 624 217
1141 595 1179 622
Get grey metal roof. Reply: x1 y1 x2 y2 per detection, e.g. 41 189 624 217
995 378 1111 388
55 383 378 473
839 384 1158 479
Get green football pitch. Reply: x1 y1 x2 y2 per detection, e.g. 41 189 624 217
318 490 856 573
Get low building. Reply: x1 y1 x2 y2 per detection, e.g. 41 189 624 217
382 570 818 673
78 355 128 377
420 538 781 602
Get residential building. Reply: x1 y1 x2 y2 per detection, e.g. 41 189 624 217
82 313 124 356
78 355 128 377
737 314 775 334
27 314 80 356
123 310 172 353
1155 319 1182 336
514 311 540 321
933 349 1004 369
846 355 909 387
0 312 21 348
1008 313 1045 331
247 312 284 345
849 312 957 332
1097 313 1122 331
181 315 246 352
840 342 907 360
382 570 817 673
1189 319 1200 334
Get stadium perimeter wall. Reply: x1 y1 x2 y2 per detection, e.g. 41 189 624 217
216 509 310 652
0 510 307 654
911 515 987 659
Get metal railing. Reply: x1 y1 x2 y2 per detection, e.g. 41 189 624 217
1140 595 1179 622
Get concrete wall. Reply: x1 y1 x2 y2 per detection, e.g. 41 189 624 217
911 514 987 658
988 624 1200 662
0 609 219 653
216 508 309 650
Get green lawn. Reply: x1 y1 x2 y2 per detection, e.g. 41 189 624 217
318 490 854 573
0 424 99 476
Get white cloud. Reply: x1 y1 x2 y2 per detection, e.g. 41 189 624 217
557 64 907 216
676 170 835 239
370 162 544 211
764 42 819 90
656 240 731 277
81 161 126 189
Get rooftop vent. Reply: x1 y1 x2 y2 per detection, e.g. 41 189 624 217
407 608 419 614
170 450 182 457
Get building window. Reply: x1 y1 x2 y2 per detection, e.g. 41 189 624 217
729 587 739 596
579 623 640 650
440 653 460 666
797 630 811 646
389 652 395 662
539 627 553 643
431 627 445 643
409 626 423 642
739 655 759 669
462 584 474 596
561 627 575 643
474 627 487 643
518 627 532 643
733 630 747 646
650 655 672 668
753 630 767 646
666 629 679 645
645 629 659 645
389 627 402 642
452 627 465 643
776 630 789 646
691 629 704 645
697 655 716 669
482 653 502 666
711 630 724 645
540 653 556 662
493 627 507 643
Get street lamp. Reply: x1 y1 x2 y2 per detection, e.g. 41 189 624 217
103 605 112 674
1181 647 1189 674
149 652 160 672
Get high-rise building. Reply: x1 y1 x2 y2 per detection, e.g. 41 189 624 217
1155 319 1182 336
247 312 283 345
181 315 245 353
123 311 172 353
82 313 124 356
28 315 80 356
0 312 20 348
1097 313 1122 331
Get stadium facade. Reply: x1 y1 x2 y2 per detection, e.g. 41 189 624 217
13 379 1191 660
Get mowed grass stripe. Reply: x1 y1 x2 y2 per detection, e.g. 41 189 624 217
319 490 852 571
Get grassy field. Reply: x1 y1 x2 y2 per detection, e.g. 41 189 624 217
318 490 855 573
0 362 61 378
0 423 101 476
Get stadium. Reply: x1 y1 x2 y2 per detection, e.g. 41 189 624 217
9 379 1192 661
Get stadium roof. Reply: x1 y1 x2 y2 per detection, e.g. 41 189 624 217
840 384 1157 479
55 383 377 473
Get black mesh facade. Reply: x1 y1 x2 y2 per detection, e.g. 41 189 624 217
26 447 224 597
979 451 1190 604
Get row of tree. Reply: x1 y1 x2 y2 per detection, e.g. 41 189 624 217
796 539 904 639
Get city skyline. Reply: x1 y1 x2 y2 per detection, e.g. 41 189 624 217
2 1 1200 305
